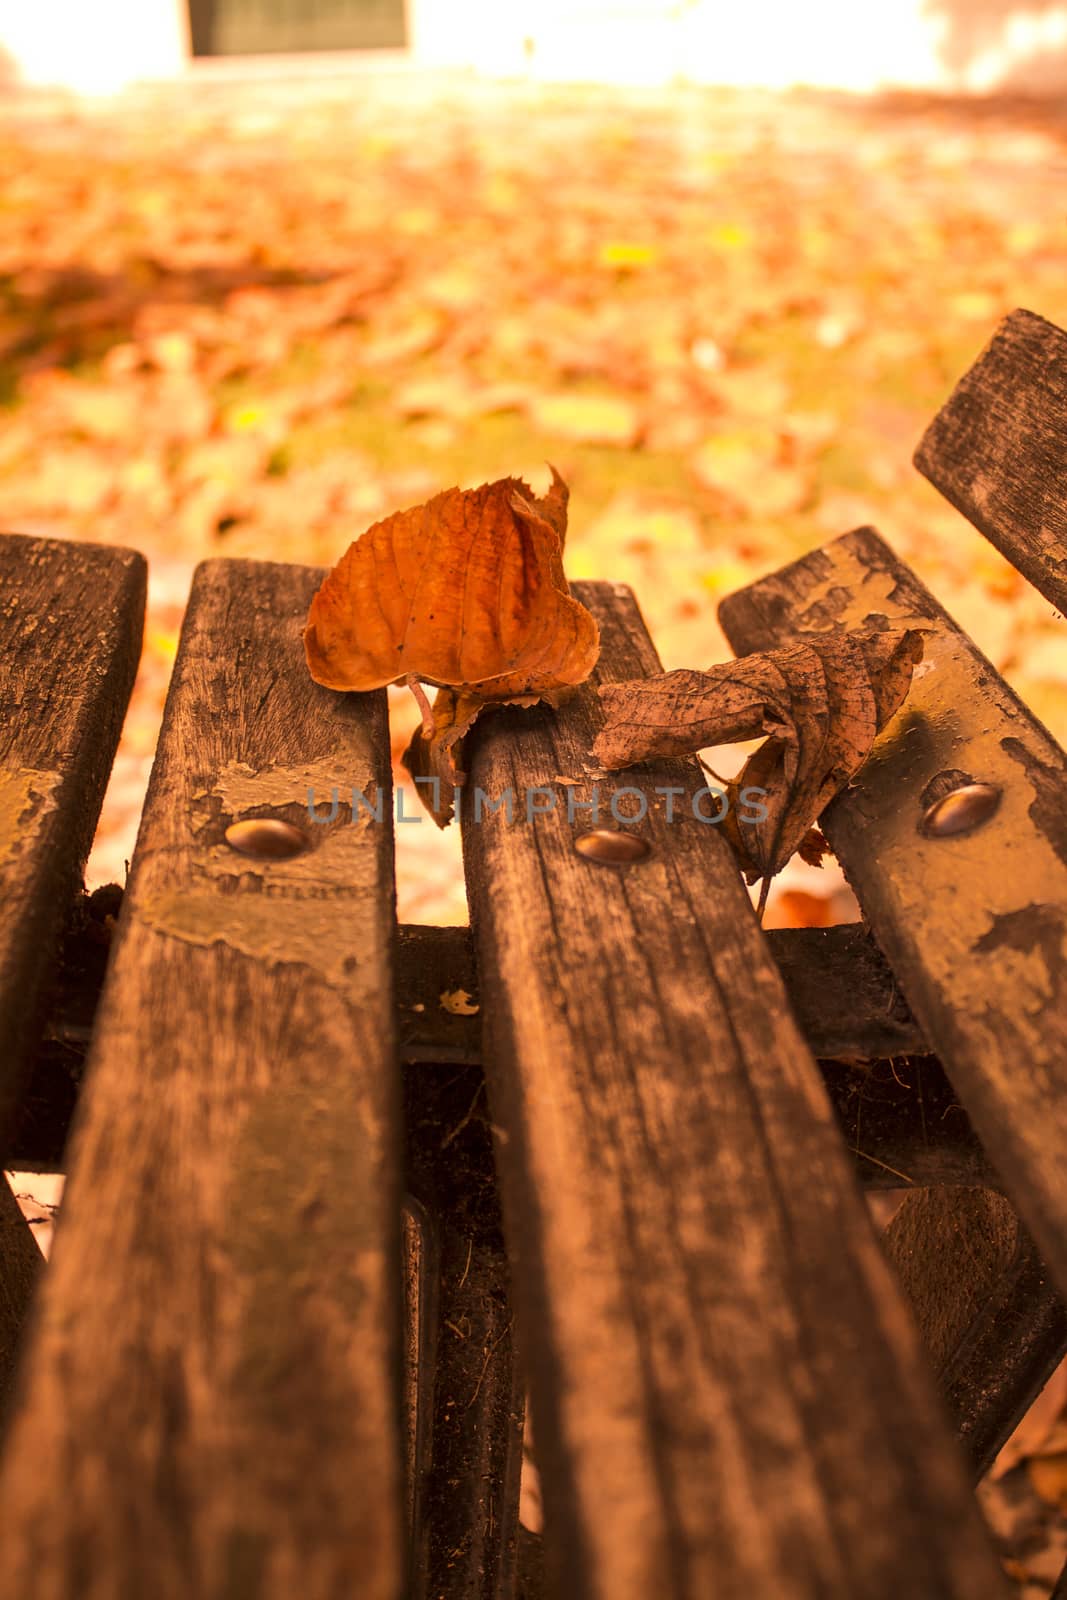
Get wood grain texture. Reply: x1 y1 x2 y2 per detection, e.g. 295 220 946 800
765 923 925 1059
0 532 145 1147
883 1188 1067 1479
394 924 991 1191
915 307 1067 616
0 560 404 1600
462 579 1004 1600
884 1189 1021 1374
720 526 1067 1300
8 918 993 1191
0 1177 42 1430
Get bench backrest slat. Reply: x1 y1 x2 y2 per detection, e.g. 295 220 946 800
0 531 144 1146
0 559 404 1599
721 527 1067 1302
461 579 1004 1600
915 307 1067 616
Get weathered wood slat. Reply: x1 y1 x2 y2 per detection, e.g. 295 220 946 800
0 560 404 1600
0 532 144 1146
764 923 925 1060
915 307 1067 616
883 1188 1067 1479
402 1061 525 1600
7 917 992 1191
0 1178 43 1429
461 579 1004 1600
393 924 991 1192
719 526 1067 1301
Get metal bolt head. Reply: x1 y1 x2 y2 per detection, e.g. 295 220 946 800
919 782 1002 839
574 828 651 864
224 818 310 860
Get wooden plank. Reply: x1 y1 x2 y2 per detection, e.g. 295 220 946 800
3 887 116 1173
765 923 925 1060
915 307 1067 616
0 560 404 1600
719 526 1067 1300
883 1188 1067 1479
394 924 991 1192
0 1178 43 1428
0 532 145 1147
461 580 1004 1600
402 1061 525 1600
8 916 994 1190
396 923 481 1065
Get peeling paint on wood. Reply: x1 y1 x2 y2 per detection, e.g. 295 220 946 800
0 767 61 873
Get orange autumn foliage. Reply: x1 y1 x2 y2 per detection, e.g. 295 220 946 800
304 468 599 821
304 467 597 695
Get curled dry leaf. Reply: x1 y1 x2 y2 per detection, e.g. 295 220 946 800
304 468 599 823
439 988 480 1016
593 627 924 898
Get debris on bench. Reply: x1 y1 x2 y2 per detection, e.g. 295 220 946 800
304 469 600 826
595 623 924 912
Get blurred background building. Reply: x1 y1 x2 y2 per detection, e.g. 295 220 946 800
1 0 1066 97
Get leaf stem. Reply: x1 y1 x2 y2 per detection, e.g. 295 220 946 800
406 673 436 740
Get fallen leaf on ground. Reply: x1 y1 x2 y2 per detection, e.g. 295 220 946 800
992 1362 1067 1479
710 366 791 418
305 469 599 823
360 306 447 367
593 627 923 904
440 988 480 1016
528 391 642 446
391 374 479 420
1028 1452 1067 1510
766 889 836 928
690 427 812 516
597 241 659 271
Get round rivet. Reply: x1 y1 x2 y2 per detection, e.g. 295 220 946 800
224 818 310 860
574 829 651 864
919 782 1002 839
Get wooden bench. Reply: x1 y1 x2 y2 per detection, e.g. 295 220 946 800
0 306 1065 1598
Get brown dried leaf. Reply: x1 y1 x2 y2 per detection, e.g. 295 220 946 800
796 825 833 868
593 628 924 890
439 988 480 1016
306 469 599 823
399 686 496 826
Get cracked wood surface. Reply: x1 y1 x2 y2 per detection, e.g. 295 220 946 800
0 531 144 1150
720 526 1067 1301
0 560 404 1600
915 307 1067 617
461 578 1004 1600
